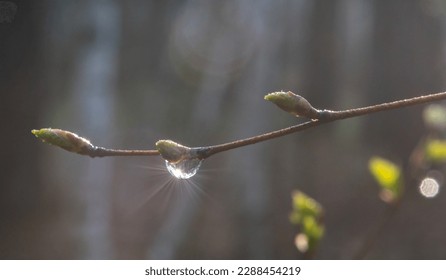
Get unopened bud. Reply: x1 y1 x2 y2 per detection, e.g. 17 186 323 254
156 140 191 163
265 91 320 119
31 128 94 154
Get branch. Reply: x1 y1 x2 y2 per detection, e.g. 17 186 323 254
32 91 446 160
31 128 159 157
200 91 446 158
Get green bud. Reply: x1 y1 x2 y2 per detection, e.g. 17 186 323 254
264 91 319 119
31 128 94 154
156 140 191 163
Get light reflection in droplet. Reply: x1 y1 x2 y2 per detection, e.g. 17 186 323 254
165 158 202 179
419 177 440 198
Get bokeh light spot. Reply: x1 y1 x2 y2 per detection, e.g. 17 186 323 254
419 177 440 198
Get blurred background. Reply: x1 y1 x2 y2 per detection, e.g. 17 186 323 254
1 0 446 259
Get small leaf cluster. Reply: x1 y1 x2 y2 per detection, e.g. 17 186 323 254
423 104 446 163
289 191 324 255
369 104 446 203
368 157 403 204
425 139 446 162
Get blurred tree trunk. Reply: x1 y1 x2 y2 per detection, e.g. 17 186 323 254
365 0 445 158
43 0 121 259
70 1 120 259
147 1 234 258
0 1 47 258
227 1 287 259
360 0 445 259
302 0 338 107
297 0 340 207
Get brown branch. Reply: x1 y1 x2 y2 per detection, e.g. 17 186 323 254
88 147 160 157
32 91 446 159
31 128 160 157
201 120 318 158
200 91 446 158
321 91 446 121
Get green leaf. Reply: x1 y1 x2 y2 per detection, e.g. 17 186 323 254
290 191 324 254
290 191 323 224
302 216 324 241
425 139 446 163
368 157 402 203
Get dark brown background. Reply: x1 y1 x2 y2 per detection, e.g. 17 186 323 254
1 0 446 259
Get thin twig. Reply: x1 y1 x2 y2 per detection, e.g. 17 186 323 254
201 91 446 158
88 146 160 157
202 120 318 158
33 91 446 158
321 91 446 120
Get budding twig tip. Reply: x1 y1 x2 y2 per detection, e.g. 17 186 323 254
156 139 191 163
265 90 320 119
31 128 94 154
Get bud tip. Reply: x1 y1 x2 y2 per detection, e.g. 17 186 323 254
265 91 319 119
31 128 93 154
156 139 191 163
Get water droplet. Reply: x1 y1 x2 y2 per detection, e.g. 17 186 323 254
419 177 440 198
165 158 202 179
